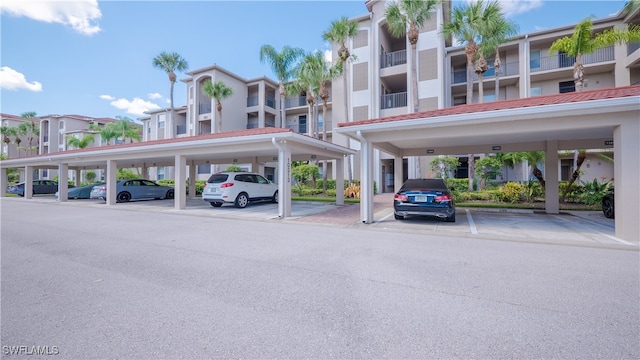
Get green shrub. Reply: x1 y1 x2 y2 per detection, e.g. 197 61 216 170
446 178 476 193
494 182 525 203
317 179 337 189
326 189 336 197
225 165 242 172
579 178 613 205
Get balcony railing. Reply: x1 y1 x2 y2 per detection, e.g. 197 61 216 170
285 96 307 108
381 49 407 68
628 42 640 55
531 46 614 73
176 124 187 135
198 102 212 114
451 61 519 84
265 96 275 108
381 92 407 110
246 122 259 129
247 96 258 107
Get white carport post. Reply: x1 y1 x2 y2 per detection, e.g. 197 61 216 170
544 140 559 214
335 156 345 205
24 166 33 199
188 160 196 199
357 131 374 223
106 160 117 205
272 138 291 218
74 169 80 186
0 168 6 197
174 155 186 209
394 156 403 193
57 163 69 201
614 120 640 241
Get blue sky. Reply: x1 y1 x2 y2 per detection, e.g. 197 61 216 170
0 0 628 120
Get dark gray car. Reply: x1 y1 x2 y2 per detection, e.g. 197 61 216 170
90 179 174 202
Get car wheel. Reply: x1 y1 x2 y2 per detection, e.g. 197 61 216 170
166 189 175 199
444 212 456 223
272 190 278 203
117 192 131 203
394 213 404 220
235 193 249 208
602 196 615 219
210 202 223 207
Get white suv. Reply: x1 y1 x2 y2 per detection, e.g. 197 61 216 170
202 172 278 208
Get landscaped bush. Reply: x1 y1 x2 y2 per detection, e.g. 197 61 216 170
155 179 207 195
446 178 476 192
454 190 498 202
579 178 613 205
494 182 525 203
316 179 337 190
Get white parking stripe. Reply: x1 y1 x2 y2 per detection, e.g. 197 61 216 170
465 209 478 235
603 234 636 246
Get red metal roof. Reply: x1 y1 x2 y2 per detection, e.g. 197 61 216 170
338 85 640 128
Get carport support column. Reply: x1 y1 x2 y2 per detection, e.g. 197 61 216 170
24 166 33 199
188 160 196 199
358 131 374 224
174 155 186 209
394 156 403 193
0 168 6 198
106 160 117 205
335 156 345 206
58 163 69 202
614 121 640 241
544 140 559 214
275 140 291 218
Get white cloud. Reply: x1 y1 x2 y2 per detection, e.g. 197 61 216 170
103 97 161 116
324 50 332 63
497 0 543 18
0 0 102 36
148 93 163 100
0 66 43 91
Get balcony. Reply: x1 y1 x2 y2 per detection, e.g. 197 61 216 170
265 96 275 108
176 124 187 135
286 96 307 108
247 96 258 107
451 61 519 84
629 42 640 55
381 92 407 110
381 49 407 68
531 46 614 73
198 102 212 114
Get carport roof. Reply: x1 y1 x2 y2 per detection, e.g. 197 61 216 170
0 127 356 169
335 85 640 155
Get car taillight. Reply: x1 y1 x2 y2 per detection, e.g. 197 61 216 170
220 182 234 188
97 186 106 191
394 193 407 202
435 194 451 203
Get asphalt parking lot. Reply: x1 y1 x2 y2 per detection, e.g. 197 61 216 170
5 194 633 249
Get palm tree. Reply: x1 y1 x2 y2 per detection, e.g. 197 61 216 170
480 17 519 101
259 45 305 128
113 117 141 143
550 18 640 92
14 123 28 157
323 16 359 182
561 149 587 202
66 134 95 150
385 0 439 112
201 80 233 133
296 51 341 192
289 60 319 137
1 125 16 158
623 0 640 16
89 123 119 146
152 51 189 135
20 111 39 155
443 0 501 104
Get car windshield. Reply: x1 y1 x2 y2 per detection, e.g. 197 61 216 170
400 179 448 191
207 174 229 183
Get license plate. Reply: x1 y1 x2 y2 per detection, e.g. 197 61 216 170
414 195 427 202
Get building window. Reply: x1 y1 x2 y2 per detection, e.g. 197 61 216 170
483 94 495 102
298 115 307 134
158 113 166 129
530 50 540 69
530 87 542 97
559 81 575 94
197 164 211 174
453 96 466 106
157 166 165 180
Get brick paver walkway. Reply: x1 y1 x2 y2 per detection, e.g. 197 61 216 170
294 193 394 225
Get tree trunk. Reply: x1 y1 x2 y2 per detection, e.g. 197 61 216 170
411 42 419 113
468 155 474 192
562 150 586 202
343 60 353 183
573 54 584 92
280 83 286 128
532 165 546 188
494 51 501 100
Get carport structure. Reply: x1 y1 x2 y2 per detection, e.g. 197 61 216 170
0 128 356 219
335 85 640 242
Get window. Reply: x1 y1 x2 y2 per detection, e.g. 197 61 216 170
157 166 165 180
530 87 542 97
158 113 166 129
559 81 575 94
530 50 540 69
197 164 211 174
298 115 307 134
483 94 496 102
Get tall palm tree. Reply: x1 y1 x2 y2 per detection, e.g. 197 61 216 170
296 50 341 192
14 123 28 157
1 125 16 158
113 117 141 143
480 17 519 101
623 0 640 16
385 0 439 112
550 18 640 92
89 123 119 146
323 16 359 182
443 0 501 104
259 45 305 129
66 134 95 150
152 51 189 135
289 60 319 137
201 80 233 134
20 111 39 155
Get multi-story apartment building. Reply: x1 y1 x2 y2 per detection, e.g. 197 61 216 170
141 64 334 181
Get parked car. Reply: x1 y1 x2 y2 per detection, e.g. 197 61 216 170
393 178 456 222
56 182 106 199
90 179 174 202
602 190 615 219
6 180 73 196
202 172 278 208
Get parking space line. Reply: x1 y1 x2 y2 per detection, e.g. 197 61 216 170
603 234 636 246
465 209 478 235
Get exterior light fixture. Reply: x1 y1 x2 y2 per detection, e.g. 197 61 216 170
492 146 502 151
426 149 435 154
